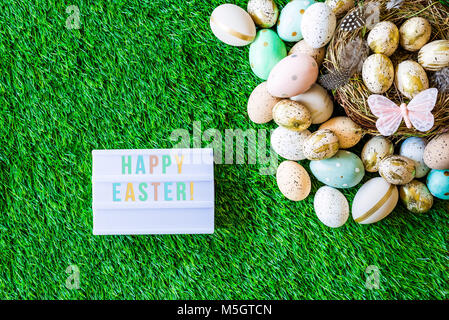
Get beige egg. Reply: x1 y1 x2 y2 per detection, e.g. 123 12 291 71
247 0 279 28
319 116 363 149
361 136 394 172
303 129 339 160
247 82 281 124
367 21 399 57
418 40 449 71
314 186 349 228
423 133 449 170
399 180 433 214
325 0 355 18
379 155 416 185
271 126 311 160
395 60 429 99
288 40 325 67
399 17 431 52
276 160 311 201
362 54 395 94
290 84 333 124
272 100 312 132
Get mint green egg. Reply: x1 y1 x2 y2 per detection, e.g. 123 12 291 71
249 29 287 80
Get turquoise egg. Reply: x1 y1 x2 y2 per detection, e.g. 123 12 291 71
310 150 365 189
427 169 449 200
249 29 287 80
277 0 315 42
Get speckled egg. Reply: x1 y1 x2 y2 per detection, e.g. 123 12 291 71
303 129 340 160
276 160 311 201
352 177 398 224
310 150 365 189
314 186 349 228
367 21 399 57
399 180 433 214
272 100 312 131
418 40 449 72
395 60 429 99
325 0 354 18
319 116 363 149
427 169 449 200
277 0 314 42
247 82 281 124
271 126 311 160
288 40 325 66
362 54 395 94
301 2 337 49
379 155 416 185
423 133 449 170
399 137 430 178
267 53 318 98
290 84 334 124
399 17 431 52
249 29 287 80
361 136 394 173
247 0 279 28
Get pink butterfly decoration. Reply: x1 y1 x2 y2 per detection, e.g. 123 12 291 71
367 88 438 136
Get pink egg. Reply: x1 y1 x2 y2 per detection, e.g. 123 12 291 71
267 53 318 98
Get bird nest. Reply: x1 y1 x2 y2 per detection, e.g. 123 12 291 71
325 0 449 139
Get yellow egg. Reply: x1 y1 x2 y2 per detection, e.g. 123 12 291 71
362 54 394 94
395 60 429 99
319 116 363 149
367 21 399 56
288 40 325 67
325 0 355 18
418 40 449 71
399 17 431 52
247 82 281 124
247 0 279 28
276 160 311 201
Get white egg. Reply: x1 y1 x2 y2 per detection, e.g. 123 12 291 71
399 137 430 178
314 186 349 228
270 126 311 160
418 40 449 71
290 84 334 124
395 60 429 99
301 3 337 49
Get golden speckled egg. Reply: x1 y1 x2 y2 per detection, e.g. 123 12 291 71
362 54 394 94
379 155 416 185
423 133 449 170
302 129 339 161
361 136 394 172
367 21 399 57
325 0 354 18
418 40 449 71
290 84 333 124
399 17 431 52
319 116 363 149
247 82 281 124
288 40 325 67
272 100 311 131
276 160 311 201
395 60 429 99
247 0 279 28
399 180 433 214
271 126 311 160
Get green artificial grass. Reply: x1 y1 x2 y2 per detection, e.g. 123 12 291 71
0 0 448 300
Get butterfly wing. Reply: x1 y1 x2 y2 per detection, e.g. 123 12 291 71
407 88 438 132
368 95 403 136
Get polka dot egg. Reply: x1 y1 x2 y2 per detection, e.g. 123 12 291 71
314 186 349 228
277 0 314 42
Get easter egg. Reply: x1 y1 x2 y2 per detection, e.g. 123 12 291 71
272 100 312 132
271 126 311 160
418 40 449 72
399 17 431 52
267 53 318 98
310 150 365 189
367 21 399 57
276 160 311 201
210 4 256 46
427 169 449 200
247 82 281 124
423 133 449 170
399 137 430 178
277 0 314 42
395 60 429 99
301 2 337 49
249 29 287 80
319 116 363 149
399 180 433 214
352 177 398 224
290 84 333 124
325 0 354 17
247 0 279 28
379 155 416 185
303 129 339 160
361 136 394 173
314 186 349 228
362 54 395 94
288 40 325 67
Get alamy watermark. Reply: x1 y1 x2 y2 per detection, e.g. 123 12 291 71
65 5 81 30
365 265 380 290
65 264 80 290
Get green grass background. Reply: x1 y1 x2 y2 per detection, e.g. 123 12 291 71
0 0 448 299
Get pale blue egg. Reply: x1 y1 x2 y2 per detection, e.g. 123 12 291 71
310 150 365 189
427 169 449 200
399 137 430 178
277 0 315 42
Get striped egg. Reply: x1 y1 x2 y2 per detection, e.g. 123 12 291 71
276 160 311 201
418 40 449 71
302 129 339 160
399 180 433 214
272 100 312 132
379 155 416 185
